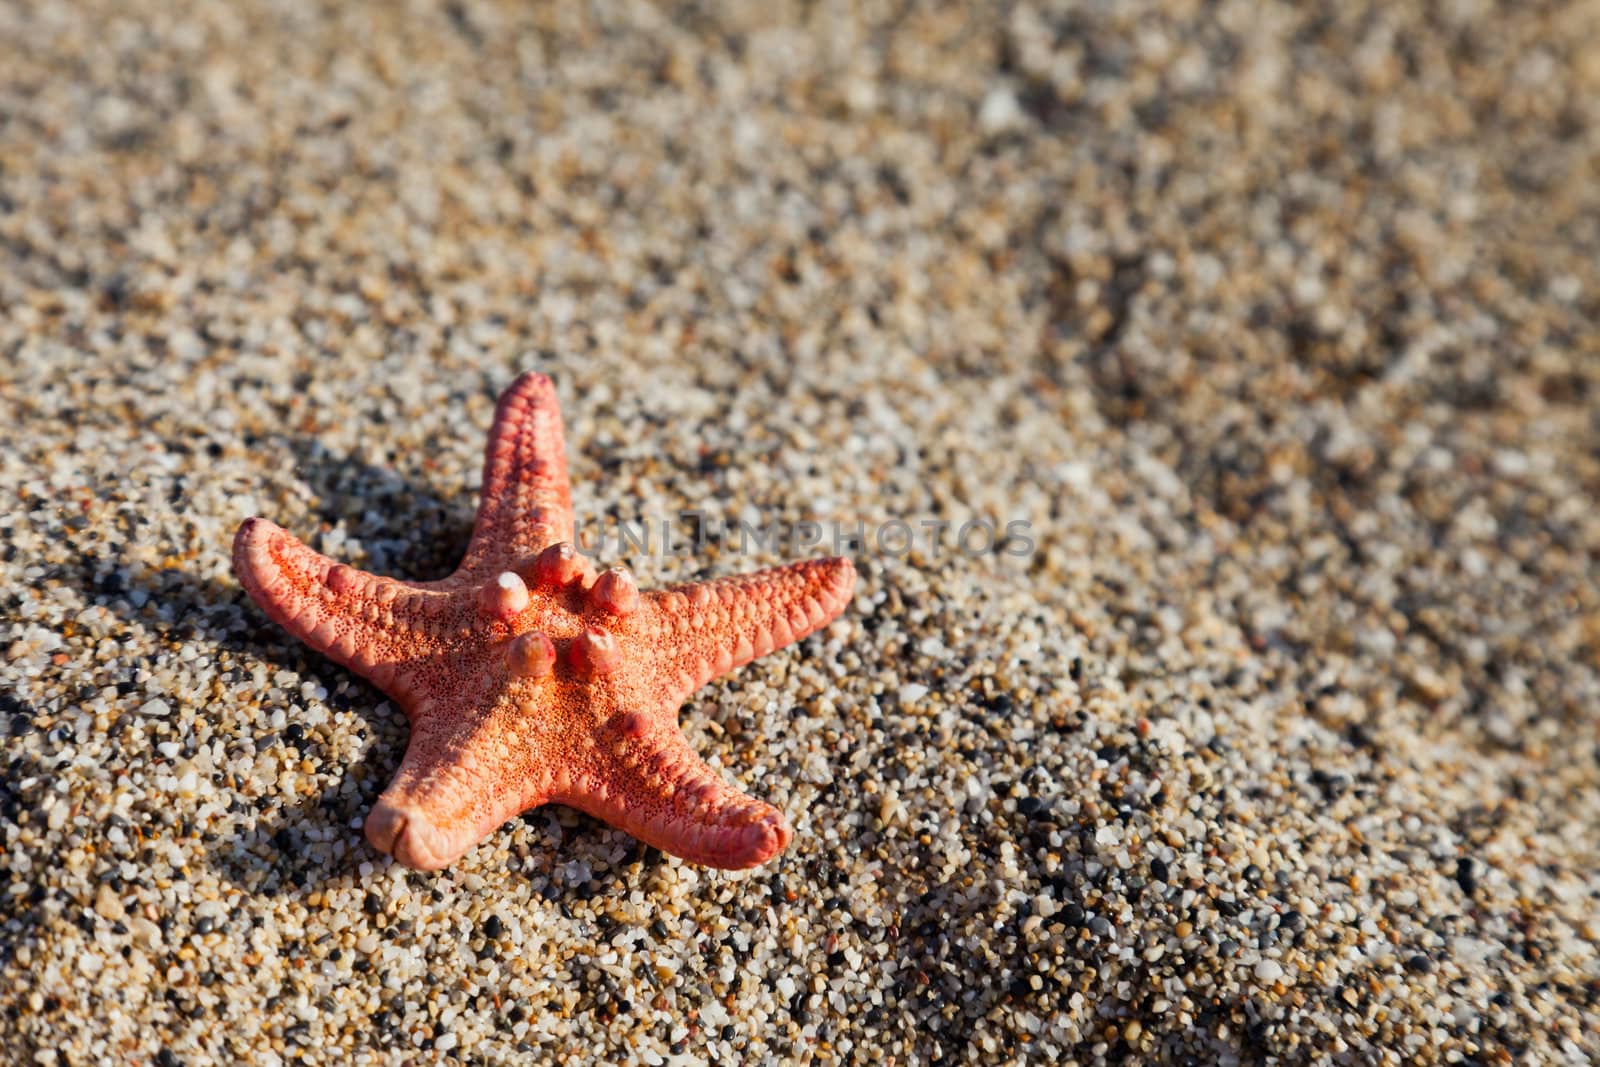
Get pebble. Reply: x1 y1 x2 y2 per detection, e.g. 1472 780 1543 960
93 885 126 922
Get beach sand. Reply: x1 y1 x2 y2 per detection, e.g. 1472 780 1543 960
2 2 1597 1063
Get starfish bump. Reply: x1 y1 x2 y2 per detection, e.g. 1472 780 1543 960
232 372 855 871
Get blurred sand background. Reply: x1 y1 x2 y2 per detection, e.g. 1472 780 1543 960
1 2 1598 1064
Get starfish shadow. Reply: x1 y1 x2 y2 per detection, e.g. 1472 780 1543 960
275 433 475 582
66 542 262 662
74 433 474 664
194 434 480 894
57 434 472 895
57 542 395 896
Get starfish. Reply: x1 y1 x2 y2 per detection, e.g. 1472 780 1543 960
231 372 855 871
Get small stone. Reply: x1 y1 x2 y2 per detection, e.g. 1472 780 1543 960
979 88 1023 133
128 917 162 951
94 884 127 922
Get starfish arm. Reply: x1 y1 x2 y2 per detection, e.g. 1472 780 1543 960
456 371 575 578
558 720 794 869
638 557 856 702
232 517 444 690
362 698 535 871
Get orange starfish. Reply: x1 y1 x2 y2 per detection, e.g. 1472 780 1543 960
232 373 855 871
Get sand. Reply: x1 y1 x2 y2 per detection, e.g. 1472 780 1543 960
2 1 1598 1063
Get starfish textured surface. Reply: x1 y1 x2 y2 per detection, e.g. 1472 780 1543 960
232 373 855 871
